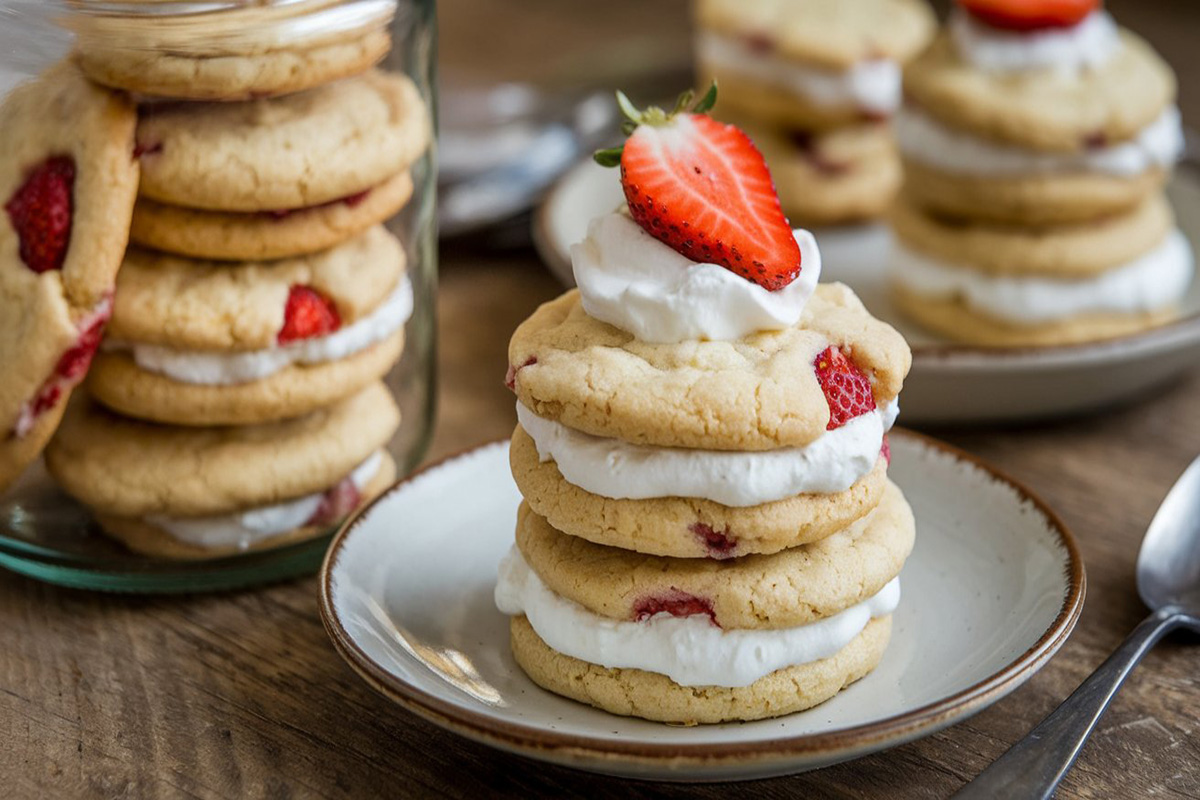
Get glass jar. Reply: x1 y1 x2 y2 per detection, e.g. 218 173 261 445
0 0 437 591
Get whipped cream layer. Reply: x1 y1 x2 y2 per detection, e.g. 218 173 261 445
496 546 900 687
108 277 413 386
517 400 898 507
949 9 1120 73
891 229 1194 325
896 105 1184 178
696 31 901 115
147 452 383 551
572 212 821 343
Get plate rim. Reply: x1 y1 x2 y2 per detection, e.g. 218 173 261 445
319 430 1086 769
532 157 1200 372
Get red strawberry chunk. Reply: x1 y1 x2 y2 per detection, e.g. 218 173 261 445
5 156 75 274
307 477 363 528
12 295 111 438
633 590 719 627
814 346 876 430
957 0 1097 31
688 522 738 559
504 357 537 391
620 114 801 291
881 435 892 465
277 285 341 344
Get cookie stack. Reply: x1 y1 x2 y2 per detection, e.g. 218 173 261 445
496 91 914 724
17 12 432 558
693 0 935 226
888 0 1193 347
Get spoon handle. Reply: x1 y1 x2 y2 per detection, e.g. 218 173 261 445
953 607 1185 800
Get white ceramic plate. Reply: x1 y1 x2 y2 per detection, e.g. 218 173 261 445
320 432 1085 782
532 158 1200 424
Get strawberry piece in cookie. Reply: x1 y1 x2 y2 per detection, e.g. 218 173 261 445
278 285 342 344
957 0 1097 31
5 156 75 274
814 346 877 430
633 591 719 626
0 60 139 491
308 475 363 528
594 84 802 291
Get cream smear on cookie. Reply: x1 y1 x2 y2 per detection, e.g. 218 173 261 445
146 452 383 551
572 212 821 343
516 400 898 507
696 31 901 115
109 277 413 385
496 547 900 687
896 105 1184 178
890 229 1194 325
949 9 1120 73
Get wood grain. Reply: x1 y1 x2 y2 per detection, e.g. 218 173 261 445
4 1 1200 797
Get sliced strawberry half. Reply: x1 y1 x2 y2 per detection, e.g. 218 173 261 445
278 285 341 344
5 156 75 274
814 346 876 431
957 0 1098 31
594 84 801 291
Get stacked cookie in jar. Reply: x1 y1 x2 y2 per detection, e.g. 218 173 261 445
888 0 1192 347
34 2 430 558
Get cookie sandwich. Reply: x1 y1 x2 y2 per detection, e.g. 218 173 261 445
694 0 935 225
88 226 412 426
130 70 429 261
890 0 1192 347
497 87 914 724
0 61 139 492
46 383 399 559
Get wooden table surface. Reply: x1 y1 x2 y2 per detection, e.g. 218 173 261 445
5 2 1200 798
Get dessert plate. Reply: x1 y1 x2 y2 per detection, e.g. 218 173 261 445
533 157 1200 424
320 432 1085 782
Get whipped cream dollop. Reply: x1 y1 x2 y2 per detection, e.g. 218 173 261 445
949 9 1120 73
572 212 821 343
108 277 414 386
496 546 900 687
890 229 1194 325
896 105 1184 178
147 452 383 550
517 400 898 507
696 31 901 115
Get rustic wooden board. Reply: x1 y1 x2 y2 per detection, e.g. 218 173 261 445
3 1 1200 796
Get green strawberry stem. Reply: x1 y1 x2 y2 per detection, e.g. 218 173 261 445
594 81 718 167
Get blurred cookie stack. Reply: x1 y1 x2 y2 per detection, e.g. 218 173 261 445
40 2 431 558
889 0 1193 347
693 0 935 226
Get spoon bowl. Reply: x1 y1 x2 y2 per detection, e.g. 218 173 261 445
1137 455 1200 613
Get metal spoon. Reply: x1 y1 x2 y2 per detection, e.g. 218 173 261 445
954 455 1200 799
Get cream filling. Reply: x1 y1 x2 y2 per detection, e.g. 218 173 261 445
949 9 1120 73
572 211 821 343
517 400 898 507
145 452 384 551
496 546 901 688
896 105 1184 178
890 229 1194 325
696 30 901 114
107 277 413 386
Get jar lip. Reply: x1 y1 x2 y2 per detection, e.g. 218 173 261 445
62 0 398 53
66 0 395 21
